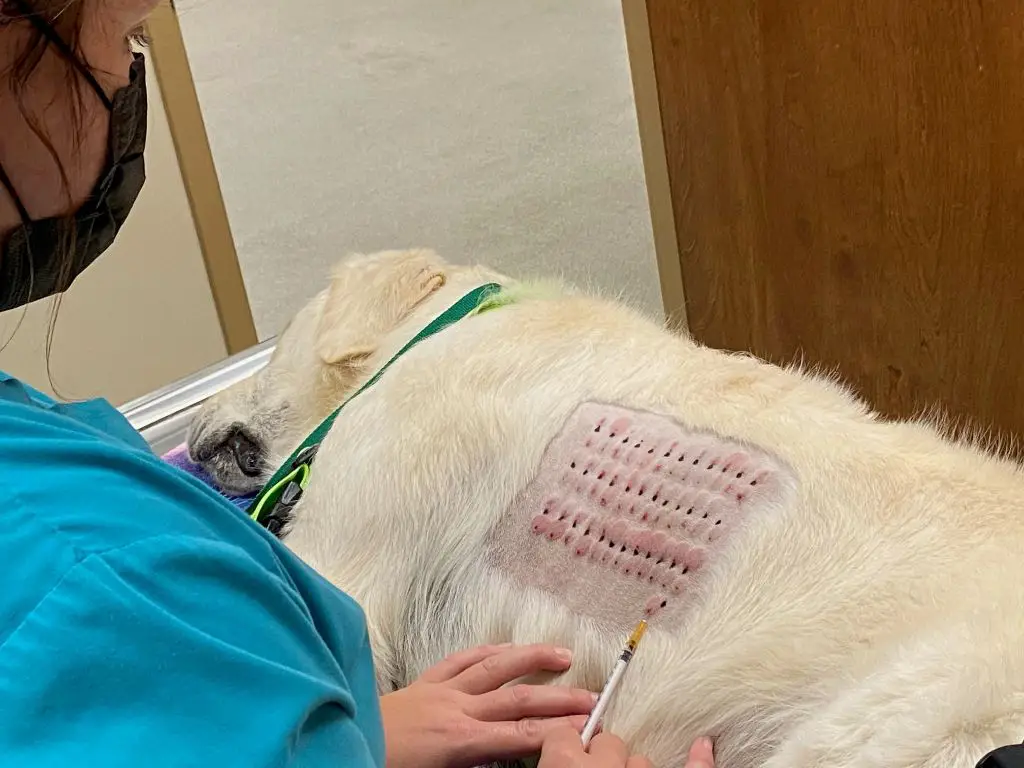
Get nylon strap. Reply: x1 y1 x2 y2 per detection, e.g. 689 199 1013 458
248 282 503 524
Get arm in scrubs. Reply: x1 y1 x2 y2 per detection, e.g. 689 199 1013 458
0 374 384 767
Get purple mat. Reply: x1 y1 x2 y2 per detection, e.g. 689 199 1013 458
162 443 257 513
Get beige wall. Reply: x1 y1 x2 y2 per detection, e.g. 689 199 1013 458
0 68 228 406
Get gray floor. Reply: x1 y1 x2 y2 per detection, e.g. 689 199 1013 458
177 0 661 340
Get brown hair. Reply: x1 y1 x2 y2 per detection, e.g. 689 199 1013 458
0 1 146 386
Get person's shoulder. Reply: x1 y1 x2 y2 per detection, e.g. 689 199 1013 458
0 388 282 640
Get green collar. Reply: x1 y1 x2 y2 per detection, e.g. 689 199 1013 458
249 282 503 530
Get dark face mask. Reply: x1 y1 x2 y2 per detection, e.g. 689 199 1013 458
0 51 148 311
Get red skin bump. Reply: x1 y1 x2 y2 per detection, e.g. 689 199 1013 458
612 448 620 459
600 497 608 507
635 559 653 579
549 520 569 539
687 548 707 570
669 579 686 595
531 515 550 534
575 540 593 557
635 531 655 552
671 541 692 565
610 417 632 435
644 595 664 615
607 520 629 541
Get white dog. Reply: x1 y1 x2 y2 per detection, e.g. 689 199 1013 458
188 248 1024 768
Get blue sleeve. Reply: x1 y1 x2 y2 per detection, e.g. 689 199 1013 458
0 534 381 768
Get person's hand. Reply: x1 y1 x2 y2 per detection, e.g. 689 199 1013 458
536 728 714 768
537 726 652 767
684 736 715 768
379 643 596 768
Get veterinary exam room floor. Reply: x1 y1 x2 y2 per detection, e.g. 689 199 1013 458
176 0 661 340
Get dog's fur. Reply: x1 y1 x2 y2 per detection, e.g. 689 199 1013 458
189 248 1024 767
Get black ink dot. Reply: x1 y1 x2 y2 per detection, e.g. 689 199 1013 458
686 508 693 515
570 462 576 468
660 600 668 608
709 462 716 470
649 448 655 454
677 454 685 462
737 471 744 478
662 500 669 507
692 458 699 465
595 425 601 433
702 512 708 519
633 548 640 556
582 469 589 476
715 520 721 526
634 443 641 449
652 492 659 502
751 480 758 486
609 479 617 487
682 566 689 574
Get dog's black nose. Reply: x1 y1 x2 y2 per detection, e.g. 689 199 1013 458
228 430 264 477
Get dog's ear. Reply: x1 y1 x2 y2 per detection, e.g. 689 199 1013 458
315 249 447 366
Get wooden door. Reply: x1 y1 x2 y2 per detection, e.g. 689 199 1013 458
626 0 1024 437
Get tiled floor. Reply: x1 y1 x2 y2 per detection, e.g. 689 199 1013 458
177 0 659 339
177 0 661 339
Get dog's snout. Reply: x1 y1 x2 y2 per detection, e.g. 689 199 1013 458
229 430 264 477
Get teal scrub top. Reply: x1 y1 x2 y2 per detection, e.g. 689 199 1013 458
0 372 385 767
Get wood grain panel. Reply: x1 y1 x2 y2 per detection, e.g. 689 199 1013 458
645 0 1024 436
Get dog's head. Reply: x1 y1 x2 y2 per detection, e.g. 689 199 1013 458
187 248 507 495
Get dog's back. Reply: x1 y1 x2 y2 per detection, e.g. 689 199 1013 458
296 290 1024 766
194 251 1024 767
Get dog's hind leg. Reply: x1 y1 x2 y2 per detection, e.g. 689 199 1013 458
761 616 1024 768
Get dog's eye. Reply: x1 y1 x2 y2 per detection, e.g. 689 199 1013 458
228 430 264 476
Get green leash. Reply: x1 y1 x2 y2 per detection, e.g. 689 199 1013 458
248 282 503 529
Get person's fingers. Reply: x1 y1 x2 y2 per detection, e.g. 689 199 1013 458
472 683 597 721
538 723 588 767
587 732 629 765
685 736 715 768
473 715 589 764
415 643 512 684
450 644 574 695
